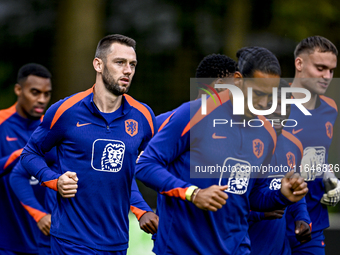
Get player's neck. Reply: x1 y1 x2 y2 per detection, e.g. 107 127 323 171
291 79 318 110
93 83 122 113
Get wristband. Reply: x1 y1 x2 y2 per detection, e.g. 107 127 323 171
185 185 198 201
191 188 201 203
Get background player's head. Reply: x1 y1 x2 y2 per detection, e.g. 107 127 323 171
235 46 281 119
267 79 291 135
294 35 337 96
195 54 237 99
15 63 52 119
93 34 137 96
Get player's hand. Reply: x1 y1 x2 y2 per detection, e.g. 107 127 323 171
320 178 340 206
263 209 285 220
57 171 78 198
192 185 228 212
300 147 317 181
280 170 308 202
295 220 312 244
37 214 51 236
139 211 159 234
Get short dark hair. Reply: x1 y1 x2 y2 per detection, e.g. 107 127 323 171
17 63 52 84
95 34 136 62
294 36 338 58
236 46 281 78
195 54 237 78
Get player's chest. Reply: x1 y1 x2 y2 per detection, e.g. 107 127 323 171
62 116 144 154
0 123 38 154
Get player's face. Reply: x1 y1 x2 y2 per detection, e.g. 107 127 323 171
15 75 52 119
102 43 137 96
297 50 337 95
240 71 280 119
267 91 291 135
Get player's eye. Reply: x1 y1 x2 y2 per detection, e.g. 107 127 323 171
254 91 264 96
31 90 40 96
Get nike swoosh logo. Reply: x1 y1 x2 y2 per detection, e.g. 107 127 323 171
76 122 92 127
212 133 227 139
292 128 303 135
6 136 18 141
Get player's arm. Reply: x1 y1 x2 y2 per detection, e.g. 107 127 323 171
0 148 23 177
286 197 312 243
9 161 51 235
250 171 308 211
130 178 158 234
136 103 228 212
20 103 75 195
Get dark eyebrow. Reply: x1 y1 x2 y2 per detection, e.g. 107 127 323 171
315 64 332 69
30 88 52 93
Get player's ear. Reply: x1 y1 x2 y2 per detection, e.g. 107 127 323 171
234 71 243 89
93 58 104 73
295 57 303 72
14 83 22 97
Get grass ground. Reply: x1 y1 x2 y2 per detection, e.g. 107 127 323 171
127 212 155 255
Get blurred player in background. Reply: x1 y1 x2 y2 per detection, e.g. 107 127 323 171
0 63 52 254
284 35 338 255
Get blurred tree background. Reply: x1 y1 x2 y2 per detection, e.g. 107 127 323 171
1 0 340 211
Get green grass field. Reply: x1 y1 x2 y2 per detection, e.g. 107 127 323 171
127 212 155 255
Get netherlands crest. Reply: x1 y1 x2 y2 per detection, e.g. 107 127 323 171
125 119 138 137
286 152 295 169
253 139 264 159
325 122 333 139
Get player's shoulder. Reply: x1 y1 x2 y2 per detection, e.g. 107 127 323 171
45 88 94 129
319 95 338 112
123 94 154 116
123 94 156 135
281 130 303 158
0 104 17 125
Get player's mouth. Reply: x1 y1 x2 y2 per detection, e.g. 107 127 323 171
33 106 45 114
317 81 329 89
120 77 130 85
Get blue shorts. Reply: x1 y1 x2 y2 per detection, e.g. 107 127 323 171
51 236 127 255
290 230 325 255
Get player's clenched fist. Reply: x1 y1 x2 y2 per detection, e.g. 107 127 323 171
57 171 78 198
192 185 228 212
280 170 308 202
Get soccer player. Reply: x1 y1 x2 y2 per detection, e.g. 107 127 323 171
135 46 308 254
21 34 157 254
152 54 237 243
248 79 312 255
284 36 338 255
0 63 52 254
